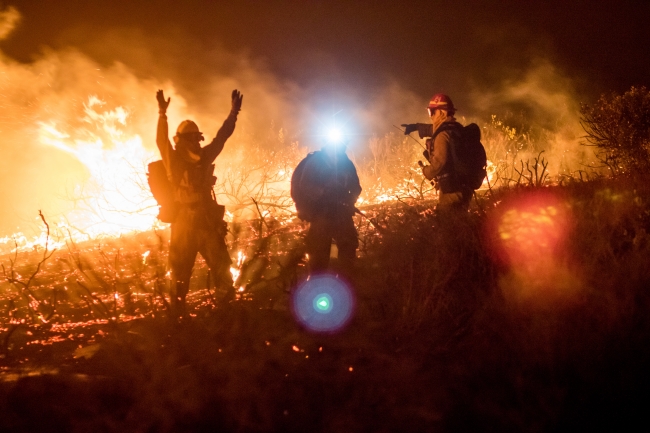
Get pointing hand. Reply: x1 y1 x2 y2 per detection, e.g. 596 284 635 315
401 123 418 135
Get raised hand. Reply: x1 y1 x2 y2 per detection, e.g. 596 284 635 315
156 90 171 113
231 89 243 114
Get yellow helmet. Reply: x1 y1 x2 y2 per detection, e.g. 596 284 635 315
176 120 201 135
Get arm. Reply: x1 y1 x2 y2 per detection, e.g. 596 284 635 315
417 123 433 138
402 123 433 138
203 89 243 162
202 113 237 162
422 131 451 180
155 90 174 179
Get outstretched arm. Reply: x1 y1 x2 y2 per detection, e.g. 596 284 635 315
203 89 243 162
155 90 174 178
401 123 433 138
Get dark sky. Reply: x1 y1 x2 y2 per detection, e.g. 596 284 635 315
4 0 650 105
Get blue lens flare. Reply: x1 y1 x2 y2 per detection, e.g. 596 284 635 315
313 293 333 313
291 274 355 333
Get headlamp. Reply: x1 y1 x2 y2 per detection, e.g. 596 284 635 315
326 127 343 144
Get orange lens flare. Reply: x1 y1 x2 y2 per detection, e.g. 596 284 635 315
498 202 565 269
489 192 581 302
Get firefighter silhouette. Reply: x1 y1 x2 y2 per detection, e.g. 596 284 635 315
155 89 243 316
291 132 362 278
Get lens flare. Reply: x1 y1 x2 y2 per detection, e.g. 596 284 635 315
326 127 343 144
291 274 355 333
313 293 333 313
488 191 581 302
495 195 567 269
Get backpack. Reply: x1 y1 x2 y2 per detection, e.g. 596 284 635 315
147 160 178 223
291 152 317 221
434 122 487 190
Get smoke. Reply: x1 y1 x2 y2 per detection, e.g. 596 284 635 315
0 16 422 238
467 59 592 176
0 46 161 237
0 6 19 40
0 7 591 240
0 18 318 238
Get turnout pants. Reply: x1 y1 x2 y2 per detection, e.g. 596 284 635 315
306 214 358 278
169 202 232 312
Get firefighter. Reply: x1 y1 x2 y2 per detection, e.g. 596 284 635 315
404 94 473 210
156 89 243 316
291 134 362 278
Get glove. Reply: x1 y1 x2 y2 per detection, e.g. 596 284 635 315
417 123 433 138
422 149 430 160
401 123 418 135
231 89 243 115
156 90 170 114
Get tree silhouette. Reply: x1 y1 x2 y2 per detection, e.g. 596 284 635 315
581 86 650 175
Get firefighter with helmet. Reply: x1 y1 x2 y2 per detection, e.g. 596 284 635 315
291 131 362 279
156 89 243 316
403 93 473 210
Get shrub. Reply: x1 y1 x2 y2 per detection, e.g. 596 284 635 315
581 86 650 175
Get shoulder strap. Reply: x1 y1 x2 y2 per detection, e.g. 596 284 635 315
431 121 462 141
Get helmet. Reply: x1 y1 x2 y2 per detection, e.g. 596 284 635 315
427 94 455 114
176 120 201 135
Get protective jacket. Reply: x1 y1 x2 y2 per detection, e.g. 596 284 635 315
294 150 362 221
156 113 237 206
420 119 464 194
295 148 361 277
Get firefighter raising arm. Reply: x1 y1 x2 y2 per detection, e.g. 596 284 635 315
202 90 243 163
155 90 174 179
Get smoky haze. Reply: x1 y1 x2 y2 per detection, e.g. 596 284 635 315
0 2 644 238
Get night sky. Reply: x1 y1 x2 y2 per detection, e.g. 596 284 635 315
4 0 649 104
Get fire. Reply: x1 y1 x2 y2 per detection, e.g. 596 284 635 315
0 52 573 257
230 250 247 287
483 160 496 188
37 97 159 239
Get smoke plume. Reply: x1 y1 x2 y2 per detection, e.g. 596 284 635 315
0 7 590 241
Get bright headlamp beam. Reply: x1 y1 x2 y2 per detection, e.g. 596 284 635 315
326 127 343 144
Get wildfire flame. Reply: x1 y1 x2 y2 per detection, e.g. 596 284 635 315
37 97 159 238
230 251 247 289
